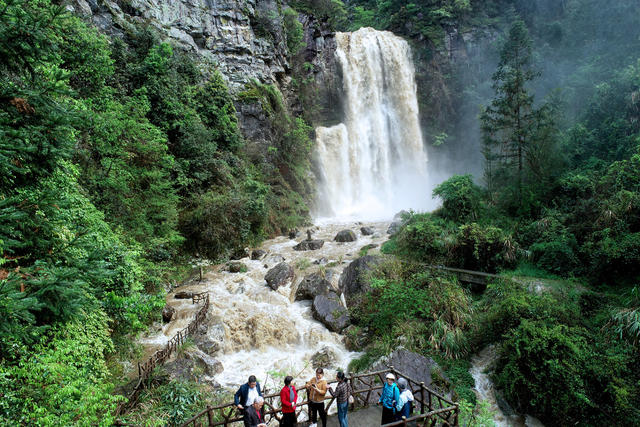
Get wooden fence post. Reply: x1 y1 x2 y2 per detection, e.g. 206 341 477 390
420 382 425 414
207 405 213 426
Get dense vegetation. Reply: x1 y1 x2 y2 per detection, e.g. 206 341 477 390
349 2 640 425
0 0 312 424
2 0 639 425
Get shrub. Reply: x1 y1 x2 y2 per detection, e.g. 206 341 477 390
433 174 483 223
453 223 518 272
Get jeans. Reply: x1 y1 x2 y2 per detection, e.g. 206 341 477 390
337 401 348 427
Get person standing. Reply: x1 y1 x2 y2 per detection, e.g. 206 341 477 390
378 372 399 425
395 378 414 421
243 396 267 427
280 376 298 426
235 375 263 411
306 368 328 427
328 371 352 427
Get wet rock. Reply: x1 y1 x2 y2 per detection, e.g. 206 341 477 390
393 210 410 221
288 229 301 239
387 221 402 235
339 256 383 306
360 243 378 252
293 239 325 251
295 272 331 301
227 261 248 273
174 291 194 299
162 304 175 323
230 247 249 260
311 346 338 369
194 322 225 356
185 348 224 376
313 257 328 265
265 262 295 290
495 391 517 417
360 226 375 236
251 249 266 260
334 229 357 242
312 292 350 332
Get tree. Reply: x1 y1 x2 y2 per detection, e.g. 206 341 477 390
481 20 554 210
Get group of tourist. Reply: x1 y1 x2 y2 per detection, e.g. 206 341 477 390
378 372 415 424
234 369 352 427
234 369 414 427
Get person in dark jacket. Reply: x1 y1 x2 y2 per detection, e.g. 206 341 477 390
235 375 263 410
280 375 298 426
243 396 267 427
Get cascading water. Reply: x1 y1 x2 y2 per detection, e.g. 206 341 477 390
315 28 431 220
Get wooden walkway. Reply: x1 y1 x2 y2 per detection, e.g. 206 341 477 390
180 366 458 427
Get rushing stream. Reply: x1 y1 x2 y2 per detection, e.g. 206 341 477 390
140 221 390 390
471 346 545 427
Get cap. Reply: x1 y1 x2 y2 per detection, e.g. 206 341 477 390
385 373 396 380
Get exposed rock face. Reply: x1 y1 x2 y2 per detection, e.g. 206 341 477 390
365 348 448 402
339 256 382 306
360 226 375 236
295 272 332 301
334 230 357 242
265 262 295 290
387 221 402 235
293 239 325 251
185 348 224 376
312 292 349 332
162 304 175 323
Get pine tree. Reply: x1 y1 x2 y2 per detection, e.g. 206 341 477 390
480 20 543 207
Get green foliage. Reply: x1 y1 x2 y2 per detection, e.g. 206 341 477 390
494 319 592 423
289 0 348 31
433 174 483 222
0 309 122 426
353 266 472 358
283 8 305 55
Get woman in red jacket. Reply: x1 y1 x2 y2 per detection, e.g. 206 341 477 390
280 376 298 426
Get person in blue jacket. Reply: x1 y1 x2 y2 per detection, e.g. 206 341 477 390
235 375 263 411
378 372 399 424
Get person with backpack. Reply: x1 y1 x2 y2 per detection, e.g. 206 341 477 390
395 378 414 421
378 372 399 424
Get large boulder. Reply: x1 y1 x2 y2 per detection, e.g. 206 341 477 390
312 292 350 332
293 239 325 251
372 348 447 392
265 262 295 290
184 348 224 376
339 256 383 306
295 272 332 301
162 304 175 323
387 221 402 235
334 229 357 242
360 226 375 236
193 322 225 356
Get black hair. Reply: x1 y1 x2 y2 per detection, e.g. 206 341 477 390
284 376 293 386
337 371 345 380
316 368 324 374
248 375 257 384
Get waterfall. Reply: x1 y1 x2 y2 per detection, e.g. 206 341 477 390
315 27 430 220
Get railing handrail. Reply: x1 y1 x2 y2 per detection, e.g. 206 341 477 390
115 292 210 416
179 365 459 426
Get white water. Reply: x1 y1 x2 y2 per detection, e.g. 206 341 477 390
471 346 545 427
315 28 434 221
139 222 390 392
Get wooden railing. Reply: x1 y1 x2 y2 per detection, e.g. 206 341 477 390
180 366 459 427
116 292 210 416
